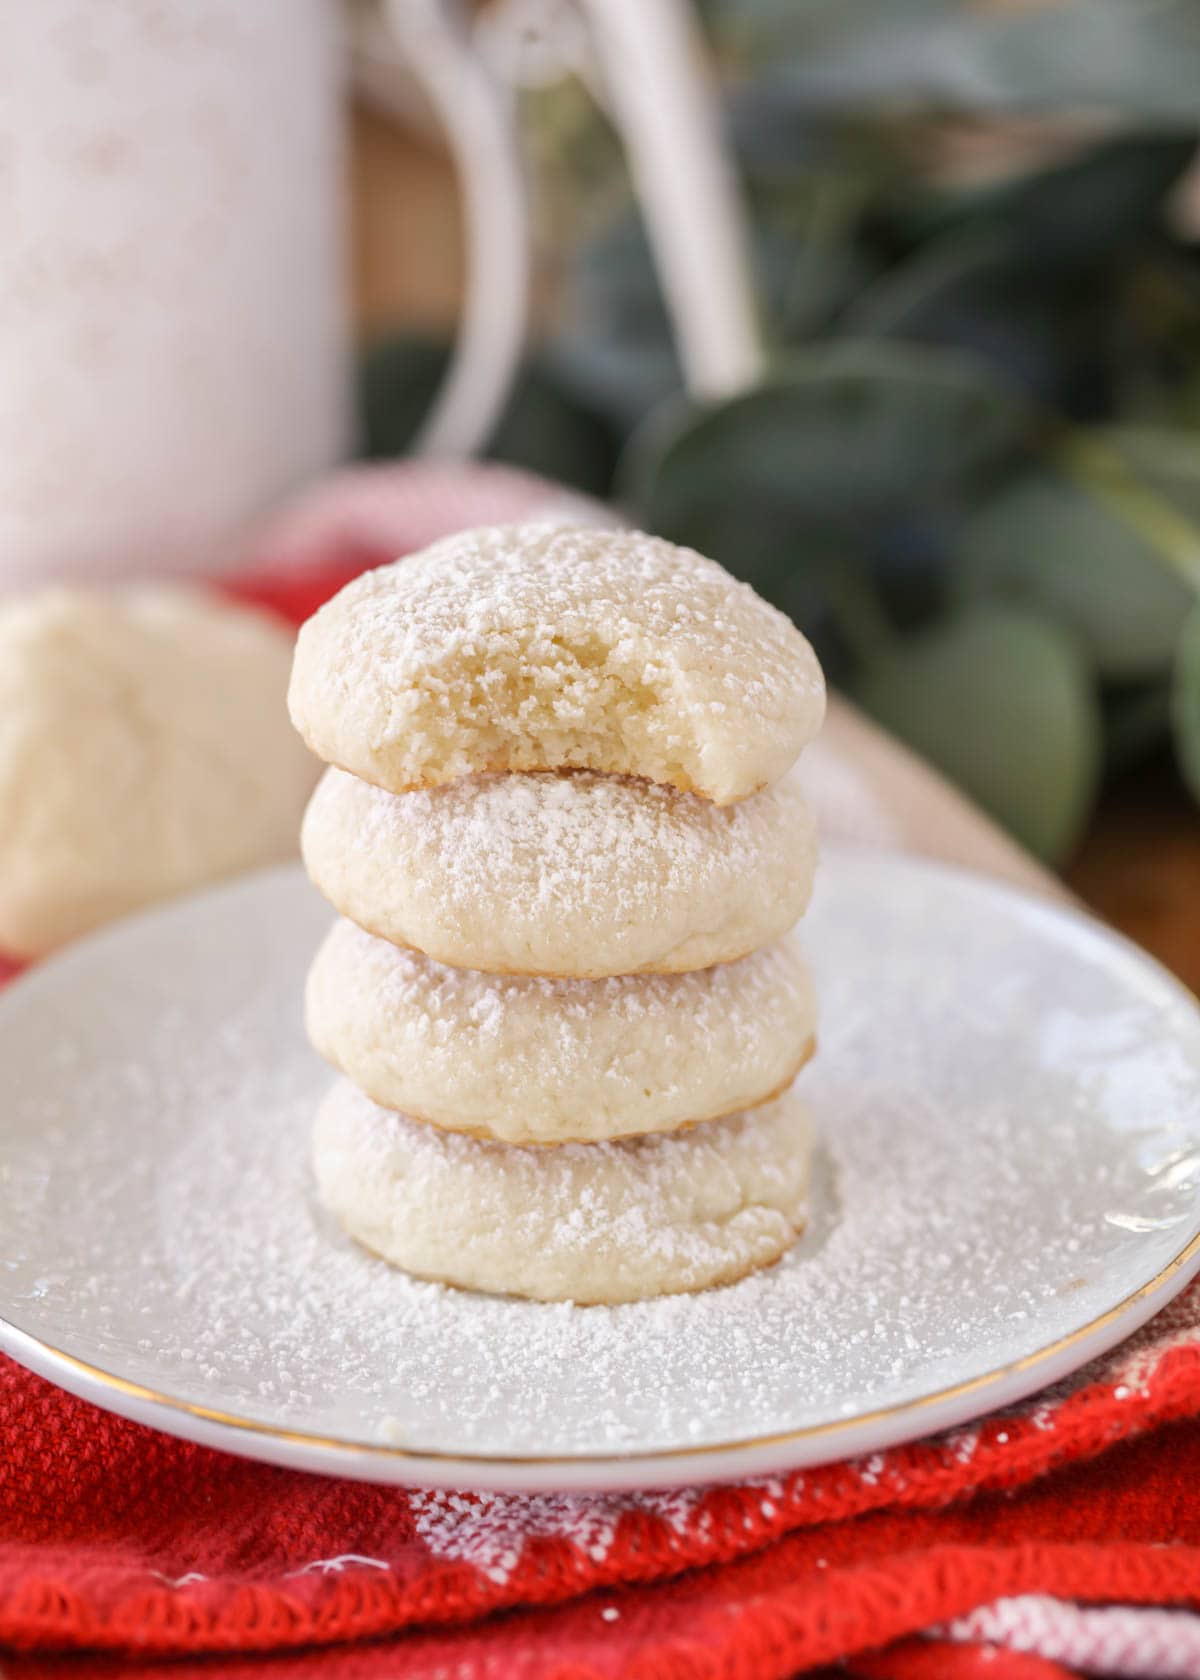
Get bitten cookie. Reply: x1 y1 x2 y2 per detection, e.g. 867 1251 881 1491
313 1077 813 1303
306 917 817 1144
288 523 825 805
302 764 817 977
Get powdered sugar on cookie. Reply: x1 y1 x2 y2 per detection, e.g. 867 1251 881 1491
288 524 825 804
302 764 817 976
306 918 817 1144
313 1079 813 1304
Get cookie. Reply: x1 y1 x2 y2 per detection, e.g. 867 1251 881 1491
301 764 817 977
313 1077 813 1303
0 587 317 958
305 917 817 1145
288 523 825 805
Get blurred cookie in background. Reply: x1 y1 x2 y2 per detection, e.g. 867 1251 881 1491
0 587 318 959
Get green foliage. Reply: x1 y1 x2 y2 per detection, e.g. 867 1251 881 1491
621 341 1029 671
359 336 618 496
722 1 1200 123
625 340 1030 543
958 462 1197 680
357 6 1200 859
548 213 684 433
1100 426 1200 537
850 602 1102 864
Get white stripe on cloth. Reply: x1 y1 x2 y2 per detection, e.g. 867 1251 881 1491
938 1595 1200 1679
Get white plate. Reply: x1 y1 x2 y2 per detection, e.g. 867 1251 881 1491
2 853 1200 1492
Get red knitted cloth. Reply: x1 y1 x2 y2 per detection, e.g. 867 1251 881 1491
3 463 1200 1678
4 1294 1200 1676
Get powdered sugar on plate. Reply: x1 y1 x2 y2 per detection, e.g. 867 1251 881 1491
2 855 1199 1466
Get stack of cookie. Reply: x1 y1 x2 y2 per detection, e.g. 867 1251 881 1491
289 523 826 1304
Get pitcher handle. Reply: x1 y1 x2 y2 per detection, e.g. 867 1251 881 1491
579 0 763 400
368 0 532 458
357 0 762 456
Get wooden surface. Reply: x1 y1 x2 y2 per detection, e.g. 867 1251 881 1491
1068 762 1200 993
347 103 1200 990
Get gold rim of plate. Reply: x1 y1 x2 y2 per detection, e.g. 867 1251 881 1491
4 1223 1199 1470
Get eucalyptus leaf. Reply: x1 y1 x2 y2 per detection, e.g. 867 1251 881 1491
700 0 893 64
959 465 1197 680
551 212 684 433
724 92 866 183
851 602 1102 863
996 139 1195 272
1099 425 1200 534
749 0 1200 124
752 184 876 341
551 194 869 432
1171 604 1200 804
848 141 1197 414
624 340 1031 576
841 231 1100 409
1056 426 1200 591
359 336 618 495
1109 256 1200 430
551 336 682 440
724 81 901 192
845 231 1008 339
486 363 620 498
890 138 1195 258
869 513 953 630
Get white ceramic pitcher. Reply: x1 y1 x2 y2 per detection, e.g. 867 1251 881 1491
0 0 759 585
0 0 349 586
